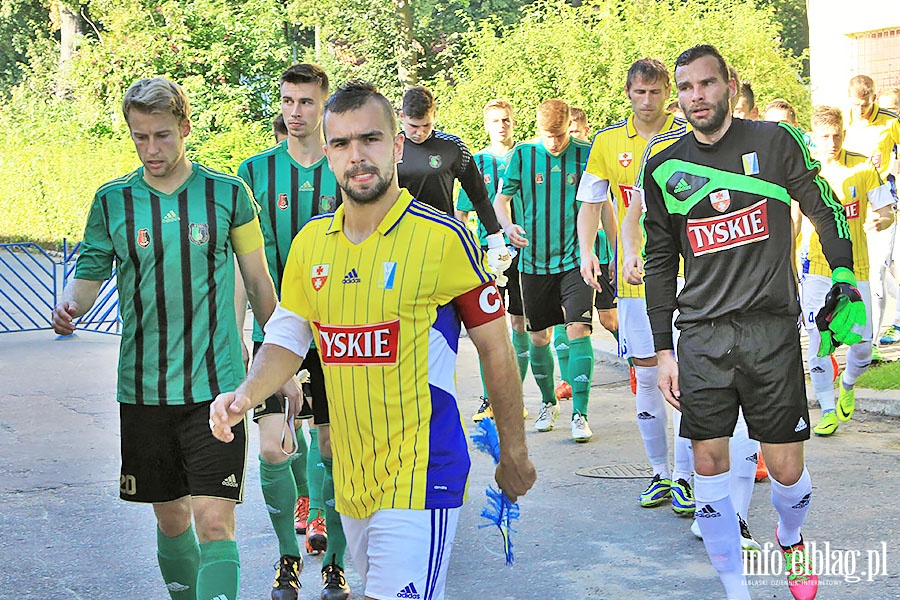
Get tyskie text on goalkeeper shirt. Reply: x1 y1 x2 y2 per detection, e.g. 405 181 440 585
686 198 770 256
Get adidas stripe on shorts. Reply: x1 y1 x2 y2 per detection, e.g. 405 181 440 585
119 401 247 503
341 507 460 600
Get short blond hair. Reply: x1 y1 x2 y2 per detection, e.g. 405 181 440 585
764 98 797 125
122 77 190 125
810 106 843 131
569 107 588 127
536 99 570 131
484 99 513 118
848 75 875 99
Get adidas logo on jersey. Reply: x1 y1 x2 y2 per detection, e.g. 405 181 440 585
673 178 692 194
792 493 811 510
637 411 655 420
162 210 180 223
795 417 808 433
397 582 421 599
222 474 239 488
573 374 589 383
696 504 721 519
165 582 190 593
299 181 315 191
342 268 361 284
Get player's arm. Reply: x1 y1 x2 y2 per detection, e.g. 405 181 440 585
51 278 103 335
641 162 681 408
864 174 896 232
457 143 502 235
232 219 277 327
575 171 612 290
621 194 645 284
866 204 894 232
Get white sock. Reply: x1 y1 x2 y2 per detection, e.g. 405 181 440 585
634 365 669 478
843 341 872 387
807 332 836 412
771 466 812 548
695 471 750 600
672 409 694 482
729 413 757 520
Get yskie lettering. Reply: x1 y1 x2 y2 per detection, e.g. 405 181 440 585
844 200 860 220
686 199 769 256
316 320 400 366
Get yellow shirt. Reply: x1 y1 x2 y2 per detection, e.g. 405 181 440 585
585 113 688 297
844 103 900 180
807 150 890 281
280 189 502 518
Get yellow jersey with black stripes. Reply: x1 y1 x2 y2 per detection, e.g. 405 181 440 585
585 113 688 298
279 189 505 519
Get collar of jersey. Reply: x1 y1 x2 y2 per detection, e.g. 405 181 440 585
848 102 881 126
325 188 414 236
626 112 676 139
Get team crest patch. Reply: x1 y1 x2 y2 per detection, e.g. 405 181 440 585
137 228 151 248
710 190 731 212
311 264 330 291
618 152 633 168
320 195 337 212
849 186 857 199
379 261 398 290
278 193 289 210
429 155 442 169
566 173 576 186
189 222 210 246
742 152 760 175
535 173 544 184
483 174 492 185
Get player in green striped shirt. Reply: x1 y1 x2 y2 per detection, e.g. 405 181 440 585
237 63 350 600
52 77 278 600
494 99 597 442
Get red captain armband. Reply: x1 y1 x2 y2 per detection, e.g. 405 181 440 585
454 281 506 329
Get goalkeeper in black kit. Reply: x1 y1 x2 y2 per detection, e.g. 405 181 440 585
641 45 861 600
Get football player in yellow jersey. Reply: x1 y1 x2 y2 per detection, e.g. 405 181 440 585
845 75 900 352
576 58 695 512
877 86 900 346
211 81 536 600
803 106 894 435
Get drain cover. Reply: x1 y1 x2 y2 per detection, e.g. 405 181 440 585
575 464 653 479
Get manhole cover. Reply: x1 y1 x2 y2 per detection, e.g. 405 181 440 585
575 464 653 479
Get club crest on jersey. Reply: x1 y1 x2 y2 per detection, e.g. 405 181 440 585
618 152 633 168
709 190 731 212
483 174 492 185
315 320 400 366
535 173 544 184
311 264 330 290
742 152 760 175
278 193 289 210
137 228 151 248
429 155 442 169
320 195 337 212
189 223 209 246
686 199 769 256
566 173 576 186
379 262 398 290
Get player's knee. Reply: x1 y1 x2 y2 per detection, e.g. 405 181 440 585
193 502 235 542
153 498 192 538
566 322 591 339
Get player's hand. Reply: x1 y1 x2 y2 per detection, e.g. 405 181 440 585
864 213 892 232
579 251 604 292
51 301 79 336
485 233 513 287
622 253 644 285
871 152 883 170
503 224 528 249
279 375 303 419
495 447 536 503
209 391 253 442
657 350 681 410
815 267 866 356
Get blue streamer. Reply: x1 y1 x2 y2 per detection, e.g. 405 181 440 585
470 418 520 565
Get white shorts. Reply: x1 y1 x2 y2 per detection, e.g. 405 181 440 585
342 507 460 600
618 297 655 359
800 274 872 343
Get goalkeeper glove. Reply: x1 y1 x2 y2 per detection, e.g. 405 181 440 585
486 233 513 287
815 266 866 357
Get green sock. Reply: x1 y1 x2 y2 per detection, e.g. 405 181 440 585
291 426 309 498
321 456 347 568
157 525 200 600
568 336 595 416
307 428 325 524
612 329 619 342
530 342 557 405
553 325 570 384
260 456 302 557
196 540 240 600
478 360 489 399
511 330 531 381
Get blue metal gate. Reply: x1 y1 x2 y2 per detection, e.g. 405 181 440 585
0 241 120 335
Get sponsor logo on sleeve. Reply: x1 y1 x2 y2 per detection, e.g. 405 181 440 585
315 320 400 366
311 264 330 290
686 199 769 256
